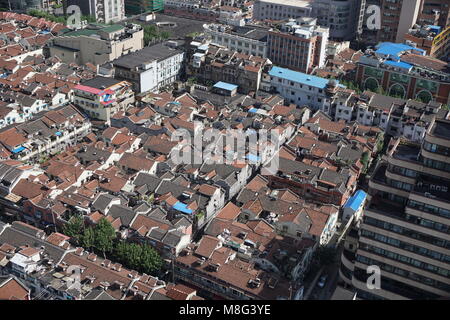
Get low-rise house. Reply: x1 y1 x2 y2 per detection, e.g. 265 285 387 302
73 77 135 124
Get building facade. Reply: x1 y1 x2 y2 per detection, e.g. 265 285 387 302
46 23 144 66
65 0 126 24
73 77 135 123
340 119 450 300
404 25 450 61
355 42 450 105
113 41 185 94
252 0 312 21
267 18 329 73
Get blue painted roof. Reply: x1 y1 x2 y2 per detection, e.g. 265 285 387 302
173 201 193 214
11 146 25 154
269 66 333 89
344 190 367 211
375 42 425 58
213 81 238 91
383 60 412 70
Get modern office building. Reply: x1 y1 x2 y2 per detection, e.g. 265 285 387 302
64 0 126 24
340 118 450 300
125 0 164 14
311 0 365 41
421 0 450 29
378 0 423 43
360 0 423 45
1 0 44 11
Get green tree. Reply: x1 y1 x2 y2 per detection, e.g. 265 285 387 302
81 227 95 250
63 215 84 244
360 151 370 171
140 244 163 275
160 31 170 39
94 218 116 258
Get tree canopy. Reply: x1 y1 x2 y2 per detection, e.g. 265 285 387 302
63 215 84 244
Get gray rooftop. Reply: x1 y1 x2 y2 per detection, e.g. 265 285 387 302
113 42 183 70
81 76 123 89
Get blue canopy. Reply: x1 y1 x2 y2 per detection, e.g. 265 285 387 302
173 201 193 214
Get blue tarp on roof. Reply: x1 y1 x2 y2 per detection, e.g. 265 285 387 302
246 154 261 162
173 201 193 214
248 108 257 113
11 146 25 154
375 42 425 58
55 131 62 136
344 190 367 211
383 60 413 70
269 66 334 89
213 81 238 91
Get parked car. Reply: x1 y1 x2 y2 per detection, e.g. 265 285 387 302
317 275 328 288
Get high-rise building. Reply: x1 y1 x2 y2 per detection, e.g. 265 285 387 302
64 0 125 24
311 0 365 41
1 0 44 11
340 118 450 300
421 0 450 28
267 17 329 73
378 0 423 43
360 0 423 44
125 0 164 15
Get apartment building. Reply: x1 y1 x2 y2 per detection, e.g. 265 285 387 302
252 0 312 21
267 66 342 111
267 17 329 73
204 23 269 58
404 24 450 60
421 0 450 28
46 23 144 66
112 41 185 94
340 119 450 300
65 0 126 24
0 105 92 162
73 76 135 123
328 90 445 142
356 42 450 105
311 0 365 41
188 42 271 93
378 0 423 43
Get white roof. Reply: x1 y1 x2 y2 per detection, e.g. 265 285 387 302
10 253 30 268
